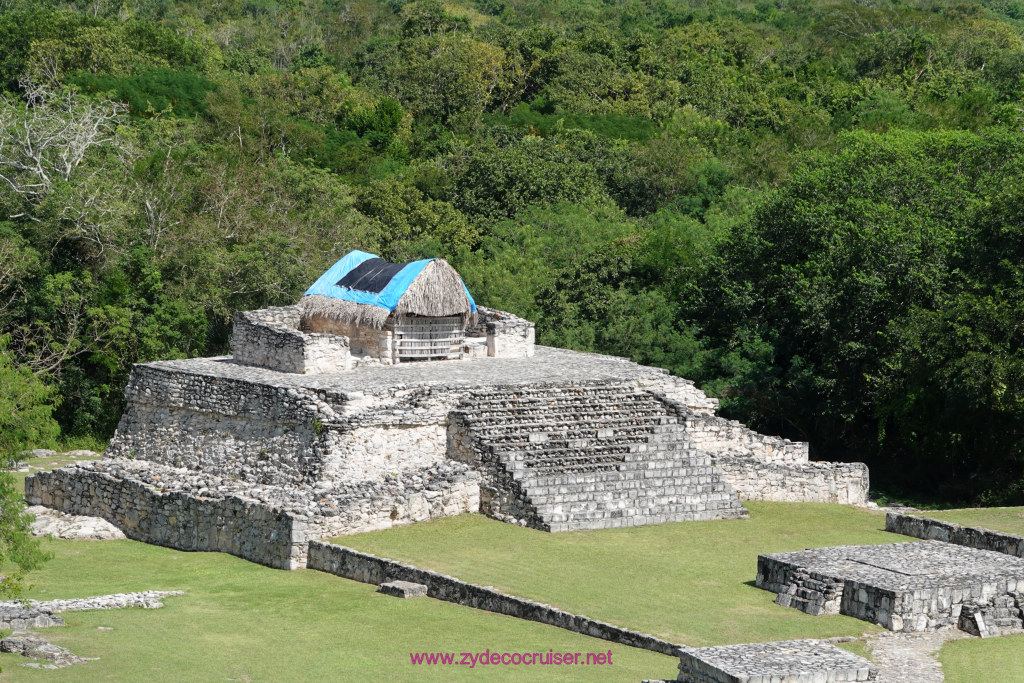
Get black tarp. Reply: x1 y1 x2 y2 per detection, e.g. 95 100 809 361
335 258 408 293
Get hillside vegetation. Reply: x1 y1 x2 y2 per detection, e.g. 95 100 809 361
0 0 1022 504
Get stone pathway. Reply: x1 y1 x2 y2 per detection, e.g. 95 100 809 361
865 628 969 682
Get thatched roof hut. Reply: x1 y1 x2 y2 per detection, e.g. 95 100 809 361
300 251 477 329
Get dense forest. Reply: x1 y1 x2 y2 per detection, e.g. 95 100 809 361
0 0 1022 504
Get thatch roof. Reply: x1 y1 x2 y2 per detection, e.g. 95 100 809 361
300 256 475 329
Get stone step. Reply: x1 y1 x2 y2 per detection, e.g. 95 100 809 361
507 454 716 481
481 435 651 453
462 385 648 404
546 505 749 532
461 407 671 427
467 415 673 435
531 485 738 509
525 480 732 501
496 443 635 463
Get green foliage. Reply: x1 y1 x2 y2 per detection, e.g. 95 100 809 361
0 337 60 460
447 131 605 219
0 470 49 598
356 176 479 260
0 337 56 598
67 68 217 117
696 129 1024 502
453 199 635 322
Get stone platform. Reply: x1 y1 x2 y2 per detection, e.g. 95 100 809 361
27 459 479 569
27 345 868 567
758 541 1024 634
676 639 876 682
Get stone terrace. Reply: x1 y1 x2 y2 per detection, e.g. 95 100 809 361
143 345 680 395
758 541 1024 634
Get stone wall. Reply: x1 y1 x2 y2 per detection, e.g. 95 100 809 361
715 457 870 505
469 306 536 359
26 460 480 570
302 316 395 364
105 364 346 486
327 424 447 481
27 464 303 569
653 393 808 464
307 541 679 655
233 307 350 374
885 512 1024 559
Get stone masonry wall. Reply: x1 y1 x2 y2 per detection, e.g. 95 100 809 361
233 307 350 374
651 392 869 504
27 464 303 568
653 393 808 464
105 364 347 486
26 460 480 570
325 425 447 482
886 512 1024 559
716 457 870 505
307 542 679 655
468 306 536 359
302 316 395 363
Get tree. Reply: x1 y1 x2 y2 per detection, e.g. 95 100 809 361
696 128 1024 502
0 82 126 217
0 336 56 597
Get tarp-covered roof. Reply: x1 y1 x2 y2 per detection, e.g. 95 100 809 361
301 251 476 328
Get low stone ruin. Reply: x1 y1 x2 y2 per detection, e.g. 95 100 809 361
1 635 87 669
675 639 877 682
758 541 1024 635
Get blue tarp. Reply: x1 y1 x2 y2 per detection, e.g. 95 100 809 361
304 250 476 314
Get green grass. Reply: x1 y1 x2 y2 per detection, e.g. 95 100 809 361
0 539 673 681
918 507 1024 537
336 502 902 646
940 633 1024 682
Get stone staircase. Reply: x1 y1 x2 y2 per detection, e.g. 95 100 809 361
451 384 748 531
771 568 845 616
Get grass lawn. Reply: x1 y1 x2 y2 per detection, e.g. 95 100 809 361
336 501 901 647
918 507 1024 537
940 633 1024 682
0 539 673 681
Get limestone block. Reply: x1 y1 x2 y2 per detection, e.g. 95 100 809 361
378 580 428 598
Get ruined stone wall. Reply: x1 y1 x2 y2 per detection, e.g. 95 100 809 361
107 362 477 488
302 316 395 362
307 542 678 655
652 393 808 464
325 425 447 482
885 512 1024 559
26 460 481 570
26 464 303 568
232 307 350 374
468 306 535 359
715 457 870 505
105 364 348 486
